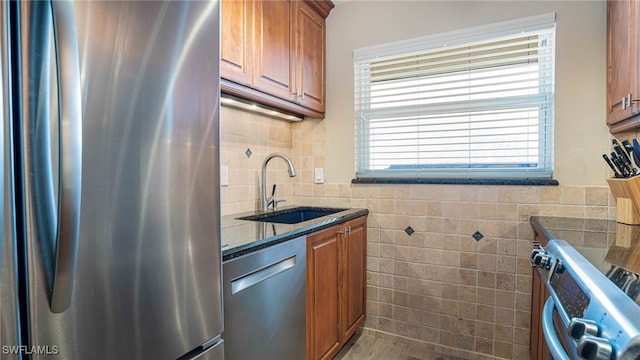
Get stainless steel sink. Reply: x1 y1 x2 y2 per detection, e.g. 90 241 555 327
237 206 347 224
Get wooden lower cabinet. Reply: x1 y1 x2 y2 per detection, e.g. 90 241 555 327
530 266 551 360
307 215 367 360
530 229 551 360
307 224 341 360
339 217 366 343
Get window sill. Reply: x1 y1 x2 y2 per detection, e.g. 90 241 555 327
351 177 559 186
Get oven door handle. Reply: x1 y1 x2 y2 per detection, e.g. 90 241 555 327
543 297 571 360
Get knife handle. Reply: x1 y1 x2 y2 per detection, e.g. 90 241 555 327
622 139 634 155
623 140 640 169
611 152 629 177
614 139 632 167
603 154 623 178
614 142 635 175
633 139 640 168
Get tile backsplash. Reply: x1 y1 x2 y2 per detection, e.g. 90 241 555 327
220 107 615 359
317 183 611 359
220 106 296 214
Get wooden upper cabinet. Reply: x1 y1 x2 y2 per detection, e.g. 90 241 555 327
293 1 326 113
607 0 640 132
220 0 253 86
220 0 333 119
253 0 295 101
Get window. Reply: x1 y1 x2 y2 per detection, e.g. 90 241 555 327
354 13 556 182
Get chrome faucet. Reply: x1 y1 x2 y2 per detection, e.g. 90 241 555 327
261 153 296 211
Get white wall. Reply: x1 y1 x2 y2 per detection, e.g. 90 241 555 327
324 0 609 185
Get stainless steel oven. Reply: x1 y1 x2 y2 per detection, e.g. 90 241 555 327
532 239 640 359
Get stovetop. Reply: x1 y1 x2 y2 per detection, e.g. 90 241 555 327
531 216 640 303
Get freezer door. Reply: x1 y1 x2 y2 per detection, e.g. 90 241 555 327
190 338 224 360
196 341 224 360
19 1 222 359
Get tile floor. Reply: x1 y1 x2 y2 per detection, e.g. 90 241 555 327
334 332 465 360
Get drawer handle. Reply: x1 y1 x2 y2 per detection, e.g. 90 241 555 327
337 226 351 236
621 93 640 110
230 255 296 295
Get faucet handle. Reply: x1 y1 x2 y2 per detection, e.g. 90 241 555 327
266 185 279 211
273 199 286 211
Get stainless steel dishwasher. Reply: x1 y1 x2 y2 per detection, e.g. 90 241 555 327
222 235 306 360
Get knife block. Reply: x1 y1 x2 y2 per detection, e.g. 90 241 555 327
607 176 640 225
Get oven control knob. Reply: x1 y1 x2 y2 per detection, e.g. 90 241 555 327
530 249 551 269
568 318 599 340
577 335 613 360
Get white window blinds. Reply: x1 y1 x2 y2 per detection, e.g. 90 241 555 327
354 13 556 180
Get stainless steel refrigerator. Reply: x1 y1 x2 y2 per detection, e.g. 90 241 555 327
0 1 223 359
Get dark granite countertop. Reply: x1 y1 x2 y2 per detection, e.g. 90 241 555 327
530 216 640 274
221 206 369 261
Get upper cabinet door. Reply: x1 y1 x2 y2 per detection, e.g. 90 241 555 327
607 0 640 132
253 0 295 101
221 0 253 86
294 1 326 113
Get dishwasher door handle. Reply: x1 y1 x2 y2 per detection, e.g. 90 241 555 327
230 255 297 295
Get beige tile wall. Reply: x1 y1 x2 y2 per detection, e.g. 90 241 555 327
221 111 615 359
339 184 612 359
220 106 297 214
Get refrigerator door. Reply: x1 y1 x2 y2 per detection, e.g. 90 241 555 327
20 1 222 359
1 1 20 359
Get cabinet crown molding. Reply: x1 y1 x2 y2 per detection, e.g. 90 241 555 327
303 0 335 18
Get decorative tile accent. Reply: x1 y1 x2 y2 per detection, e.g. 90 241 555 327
245 148 252 158
404 226 415 236
473 231 484 241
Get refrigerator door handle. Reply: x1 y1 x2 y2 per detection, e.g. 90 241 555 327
49 0 82 313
